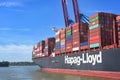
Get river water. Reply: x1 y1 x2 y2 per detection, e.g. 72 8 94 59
0 66 110 80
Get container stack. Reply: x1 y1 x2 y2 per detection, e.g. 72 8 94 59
32 45 38 58
80 23 89 50
32 46 36 58
116 16 120 27
89 12 116 49
55 30 61 55
60 28 66 53
66 26 72 53
116 16 120 47
44 38 55 56
39 41 45 57
72 23 80 51
72 22 88 52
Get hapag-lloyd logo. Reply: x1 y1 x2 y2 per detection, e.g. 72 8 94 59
65 51 102 66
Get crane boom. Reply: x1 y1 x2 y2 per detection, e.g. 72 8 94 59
72 0 80 23
62 0 89 27
62 0 69 27
72 0 89 24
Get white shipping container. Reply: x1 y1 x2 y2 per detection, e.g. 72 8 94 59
72 47 79 51
56 31 60 35
56 39 60 42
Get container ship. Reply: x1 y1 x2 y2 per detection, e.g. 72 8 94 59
32 0 120 79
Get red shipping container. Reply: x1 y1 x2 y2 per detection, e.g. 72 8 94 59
73 41 79 45
90 33 99 37
72 31 80 34
116 16 120 21
90 36 99 40
118 23 120 27
90 39 99 44
55 51 60 55
72 36 80 39
73 44 80 47
90 28 99 33
66 42 72 45
66 49 72 52
73 35 80 39
90 13 99 19
72 29 79 33
56 35 60 39
61 34 65 37
72 23 79 28
118 32 120 35
118 35 120 39
72 36 80 40
118 40 120 44
45 39 48 44
66 45 72 48
60 48 65 50
80 45 88 50
61 37 65 40
72 25 79 29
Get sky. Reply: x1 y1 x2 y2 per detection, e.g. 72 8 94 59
0 0 120 62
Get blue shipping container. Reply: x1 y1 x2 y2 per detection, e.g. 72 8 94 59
80 42 88 46
66 35 72 41
61 45 65 48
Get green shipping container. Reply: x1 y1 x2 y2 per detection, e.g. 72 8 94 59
90 43 100 48
66 30 71 34
89 24 99 30
61 50 65 53
66 33 71 36
90 16 99 23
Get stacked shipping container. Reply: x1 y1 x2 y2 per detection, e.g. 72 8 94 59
80 23 89 50
72 23 80 51
32 41 45 58
89 12 116 49
44 38 55 56
116 16 120 27
72 22 88 51
60 28 66 53
32 12 120 59
116 16 120 47
66 26 72 53
32 46 37 58
39 41 45 57
55 30 61 55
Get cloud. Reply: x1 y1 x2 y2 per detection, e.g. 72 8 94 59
0 1 23 7
0 44 33 62
0 44 33 54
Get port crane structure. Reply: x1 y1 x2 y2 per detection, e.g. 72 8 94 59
62 0 89 27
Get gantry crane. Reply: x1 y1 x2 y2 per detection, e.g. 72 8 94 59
72 0 89 24
62 0 74 27
62 0 89 27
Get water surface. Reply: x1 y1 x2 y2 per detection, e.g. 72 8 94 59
0 66 111 80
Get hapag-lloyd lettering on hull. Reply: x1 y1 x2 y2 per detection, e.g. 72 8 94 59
65 51 102 66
